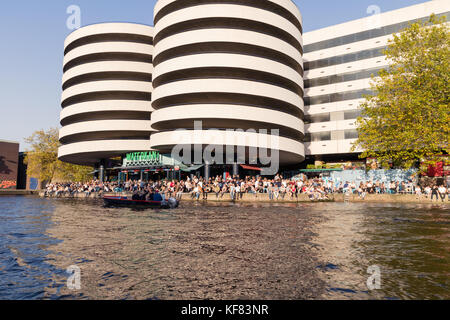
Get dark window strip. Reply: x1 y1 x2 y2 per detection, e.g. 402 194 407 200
154 0 303 35
61 111 151 126
152 119 303 142
60 132 151 145
304 89 373 106
63 72 152 90
153 17 303 55
64 33 153 56
153 42 303 76
62 91 152 108
152 92 303 119
152 67 303 96
304 67 384 88
304 132 331 142
63 52 152 73
304 110 362 124
304 46 386 71
303 129 359 142
304 113 330 124
154 127 302 143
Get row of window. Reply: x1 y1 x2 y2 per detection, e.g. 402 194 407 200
304 110 362 124
304 12 449 53
304 89 373 106
304 130 359 142
304 47 385 71
304 67 383 88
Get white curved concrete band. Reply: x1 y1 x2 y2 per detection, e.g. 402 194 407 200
58 23 154 164
151 0 305 165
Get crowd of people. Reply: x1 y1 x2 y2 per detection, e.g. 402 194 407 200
43 174 450 202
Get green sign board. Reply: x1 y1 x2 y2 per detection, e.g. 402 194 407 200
126 151 160 162
123 151 162 167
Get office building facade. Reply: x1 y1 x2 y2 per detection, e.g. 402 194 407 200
302 0 448 163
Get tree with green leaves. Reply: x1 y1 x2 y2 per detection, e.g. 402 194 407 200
24 128 93 183
352 15 449 167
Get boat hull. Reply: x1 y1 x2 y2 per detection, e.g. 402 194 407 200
103 196 179 209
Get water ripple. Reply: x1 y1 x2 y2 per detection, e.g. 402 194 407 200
0 196 448 300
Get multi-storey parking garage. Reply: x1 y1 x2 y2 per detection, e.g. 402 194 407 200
57 0 448 178
58 23 154 166
150 0 305 167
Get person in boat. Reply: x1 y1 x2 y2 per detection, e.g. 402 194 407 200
145 187 154 201
131 189 140 200
153 190 163 202
136 188 146 200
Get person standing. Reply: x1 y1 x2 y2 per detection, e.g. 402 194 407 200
234 182 241 200
230 182 236 201
268 183 274 201
213 181 220 199
220 183 227 199
273 183 279 200
415 185 422 200
201 180 208 200
175 182 183 200
438 185 447 202
431 185 439 202
291 184 298 200
424 185 431 198
280 181 287 199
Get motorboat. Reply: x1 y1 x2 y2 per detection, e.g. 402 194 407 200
103 195 179 209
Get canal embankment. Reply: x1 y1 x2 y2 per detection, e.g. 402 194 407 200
0 190 39 196
36 191 449 203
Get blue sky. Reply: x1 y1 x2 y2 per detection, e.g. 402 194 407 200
0 0 432 150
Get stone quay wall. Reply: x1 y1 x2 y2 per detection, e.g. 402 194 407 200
36 191 449 204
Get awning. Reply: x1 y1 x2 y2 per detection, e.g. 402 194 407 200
180 164 205 172
300 169 343 172
240 165 262 171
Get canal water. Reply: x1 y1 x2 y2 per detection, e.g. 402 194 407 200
0 196 448 300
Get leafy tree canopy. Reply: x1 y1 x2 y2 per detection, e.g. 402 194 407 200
352 15 449 167
24 128 93 183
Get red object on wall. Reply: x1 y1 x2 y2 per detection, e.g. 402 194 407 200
240 164 262 171
0 141 19 189
427 162 444 177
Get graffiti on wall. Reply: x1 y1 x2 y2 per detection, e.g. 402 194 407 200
29 178 38 190
0 180 17 189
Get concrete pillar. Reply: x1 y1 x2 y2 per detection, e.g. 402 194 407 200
140 170 143 181
99 165 105 182
233 163 239 177
330 111 345 121
331 130 345 141
204 164 210 181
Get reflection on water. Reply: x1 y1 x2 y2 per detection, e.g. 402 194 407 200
0 196 448 300
313 202 449 300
